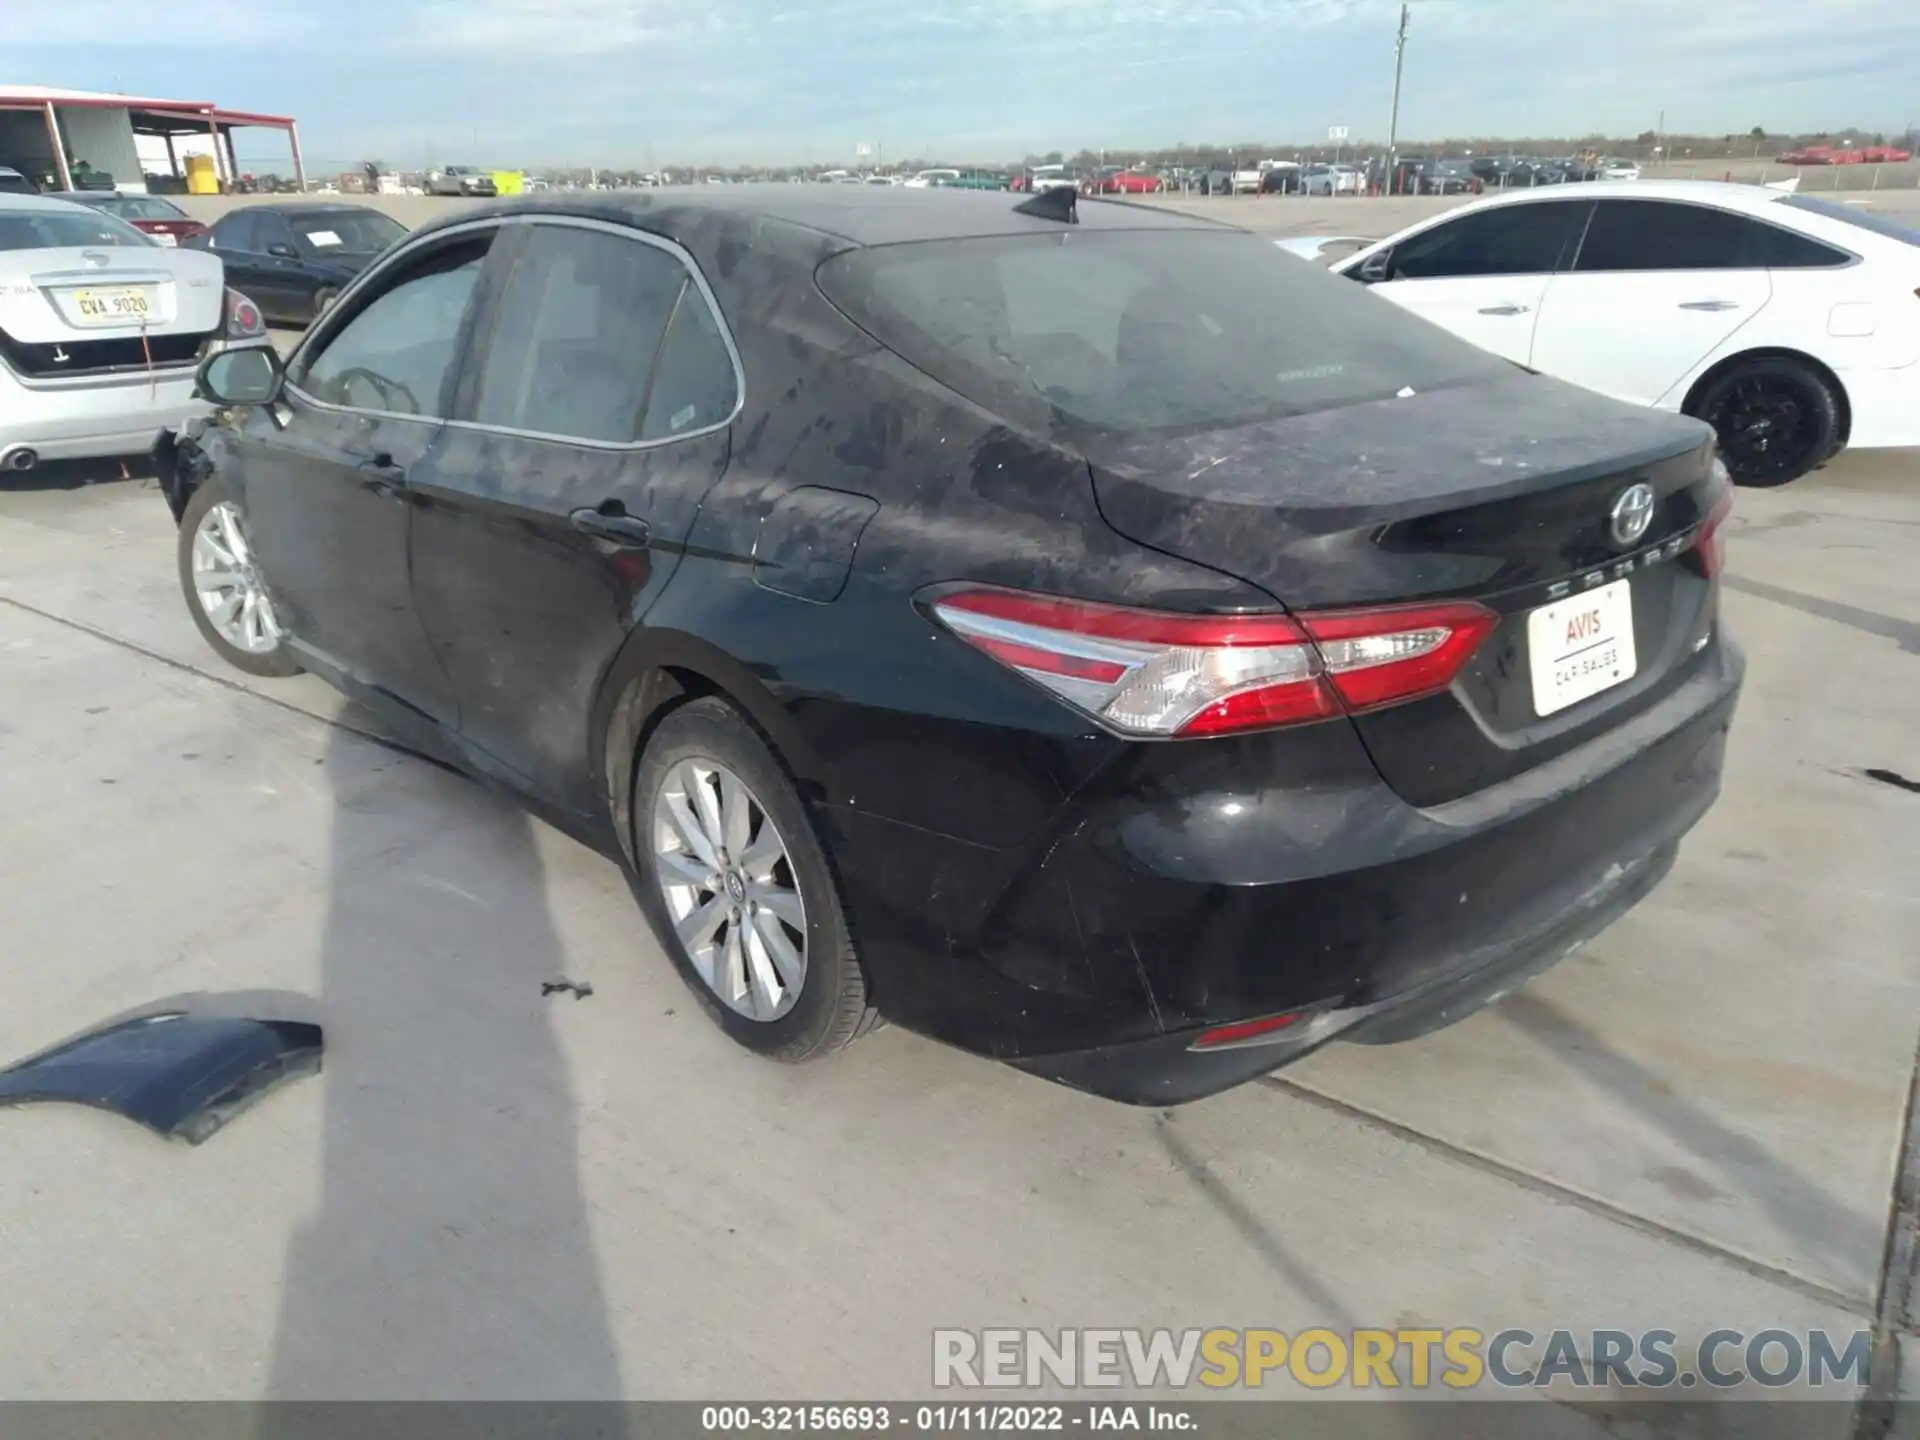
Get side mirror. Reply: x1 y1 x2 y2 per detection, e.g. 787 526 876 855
267 242 298 259
1356 249 1392 284
197 345 284 406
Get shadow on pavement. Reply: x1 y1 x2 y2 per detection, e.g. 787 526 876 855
267 723 623 1398
1156 1118 1359 1328
1502 992 1883 1292
0 456 157 495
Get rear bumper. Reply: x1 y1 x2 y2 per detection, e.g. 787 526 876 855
832 635 1742 1104
0 365 209 462
1012 837 1679 1105
1836 363 1920 449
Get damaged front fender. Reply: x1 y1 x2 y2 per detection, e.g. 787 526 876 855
151 416 220 525
0 1011 323 1145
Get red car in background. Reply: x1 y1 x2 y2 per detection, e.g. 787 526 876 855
1103 170 1169 194
1781 145 1911 166
49 191 208 246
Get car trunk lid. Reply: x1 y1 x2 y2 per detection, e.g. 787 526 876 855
131 218 209 247
0 245 224 344
1086 373 1727 806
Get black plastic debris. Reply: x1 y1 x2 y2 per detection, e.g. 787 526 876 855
541 979 594 1001
1013 186 1078 224
0 1012 323 1145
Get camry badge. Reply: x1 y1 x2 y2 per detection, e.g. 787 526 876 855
1610 483 1656 547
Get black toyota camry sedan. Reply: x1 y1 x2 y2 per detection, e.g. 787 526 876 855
159 186 1741 1104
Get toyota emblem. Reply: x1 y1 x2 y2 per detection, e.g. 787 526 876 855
1610 483 1655 547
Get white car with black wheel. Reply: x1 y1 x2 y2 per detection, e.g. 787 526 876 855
0 194 269 475
1329 181 1920 484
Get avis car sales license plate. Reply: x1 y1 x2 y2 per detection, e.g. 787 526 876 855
70 287 154 325
1527 579 1638 718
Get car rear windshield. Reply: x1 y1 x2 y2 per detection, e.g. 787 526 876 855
0 208 151 250
295 212 405 252
816 229 1509 437
92 195 188 221
1779 194 1920 248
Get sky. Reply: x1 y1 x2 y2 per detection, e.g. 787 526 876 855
10 0 1920 171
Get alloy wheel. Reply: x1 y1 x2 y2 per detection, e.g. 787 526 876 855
1706 375 1823 483
191 501 282 654
652 758 808 1021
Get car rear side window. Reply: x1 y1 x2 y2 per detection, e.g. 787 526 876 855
638 283 738 441
818 229 1510 437
1388 201 1588 279
1574 200 1757 271
471 224 688 444
1780 194 1920 248
296 235 491 417
1749 223 1851 268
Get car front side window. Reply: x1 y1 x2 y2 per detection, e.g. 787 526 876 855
294 234 492 418
217 212 259 253
1388 201 1589 281
257 214 295 255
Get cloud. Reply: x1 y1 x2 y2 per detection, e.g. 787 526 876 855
9 0 1917 165
4 0 314 45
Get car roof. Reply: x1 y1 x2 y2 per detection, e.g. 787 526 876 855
427 184 1224 247
0 192 96 214
1455 178 1794 218
42 190 177 202
223 202 387 219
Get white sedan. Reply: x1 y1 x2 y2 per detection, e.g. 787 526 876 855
1323 181 1920 484
0 194 268 472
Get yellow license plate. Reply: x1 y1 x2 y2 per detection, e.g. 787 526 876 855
73 287 153 323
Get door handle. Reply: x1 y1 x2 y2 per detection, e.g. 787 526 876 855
1679 299 1740 312
1477 303 1530 316
570 505 651 548
356 451 405 499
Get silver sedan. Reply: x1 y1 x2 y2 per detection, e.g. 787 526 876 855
0 193 266 473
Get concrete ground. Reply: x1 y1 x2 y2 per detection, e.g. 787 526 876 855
1 205 1917 1416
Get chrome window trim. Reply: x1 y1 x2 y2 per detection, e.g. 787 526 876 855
282 213 747 450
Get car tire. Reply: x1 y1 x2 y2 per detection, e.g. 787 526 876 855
176 477 302 678
1689 356 1841 488
633 696 877 1062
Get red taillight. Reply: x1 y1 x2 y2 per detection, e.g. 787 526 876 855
1300 603 1501 712
929 586 1497 739
1192 1011 1306 1050
224 287 265 339
1696 489 1734 579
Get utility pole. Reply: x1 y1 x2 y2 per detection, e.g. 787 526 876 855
1385 3 1411 195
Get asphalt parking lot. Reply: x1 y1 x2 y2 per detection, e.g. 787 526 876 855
1 203 1917 1422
